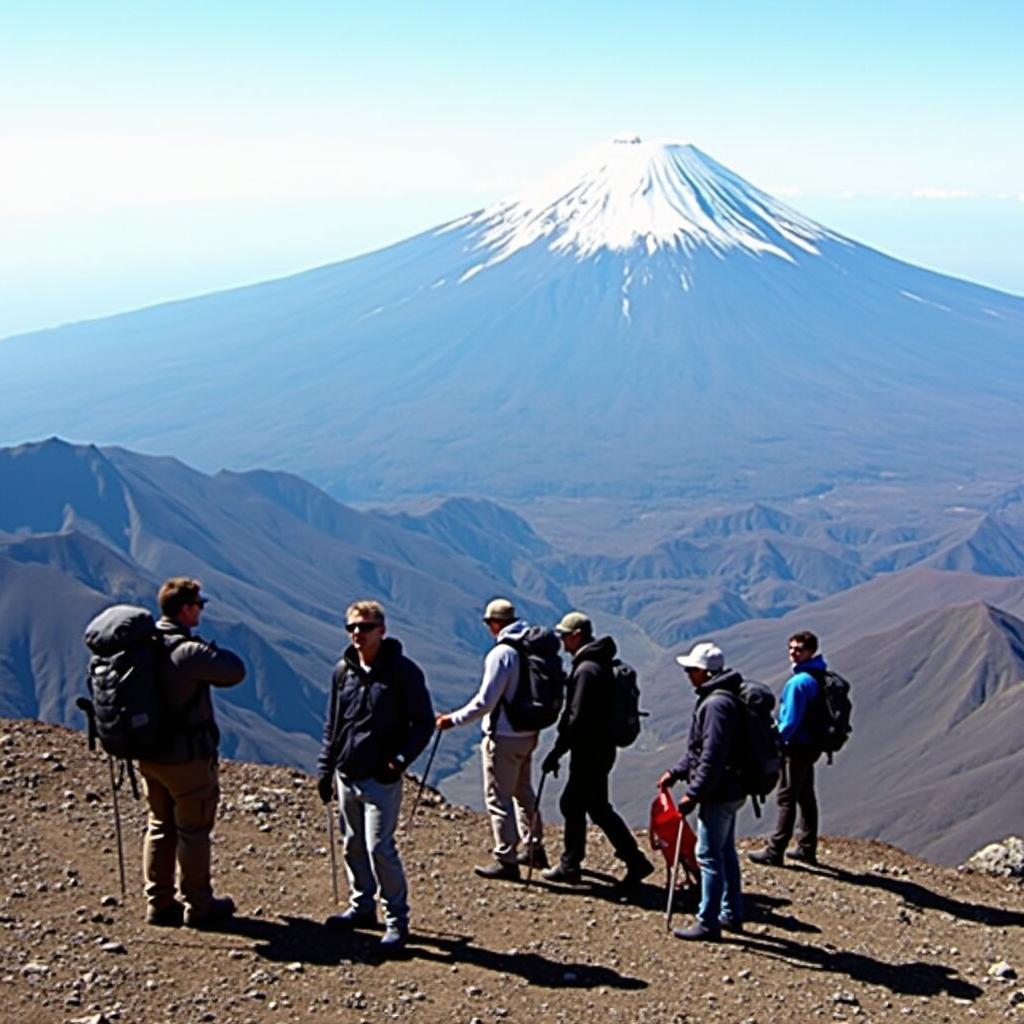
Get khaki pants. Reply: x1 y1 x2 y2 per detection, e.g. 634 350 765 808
482 734 543 864
139 757 220 913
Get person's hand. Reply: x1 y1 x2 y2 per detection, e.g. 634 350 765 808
678 794 697 817
542 751 560 776
657 771 675 791
436 713 455 731
317 772 334 804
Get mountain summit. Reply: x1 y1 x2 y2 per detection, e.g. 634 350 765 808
1 139 1022 499
457 137 837 274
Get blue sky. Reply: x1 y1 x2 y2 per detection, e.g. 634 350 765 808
2 0 1022 338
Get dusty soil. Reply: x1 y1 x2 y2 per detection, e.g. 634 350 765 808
1 719 1021 1024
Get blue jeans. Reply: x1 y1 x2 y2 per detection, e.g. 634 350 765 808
695 798 744 929
337 775 409 929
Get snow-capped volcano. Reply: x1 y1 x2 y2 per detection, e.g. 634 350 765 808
1 138 1023 501
456 136 839 273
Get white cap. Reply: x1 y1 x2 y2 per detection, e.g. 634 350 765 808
675 642 725 673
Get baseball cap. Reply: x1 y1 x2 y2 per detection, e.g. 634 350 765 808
675 642 725 672
482 598 516 622
555 611 592 635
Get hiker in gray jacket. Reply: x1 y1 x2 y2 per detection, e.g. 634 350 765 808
436 598 545 880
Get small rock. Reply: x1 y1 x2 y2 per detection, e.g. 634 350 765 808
100 941 126 954
989 961 1017 980
287 962 304 973
1009 990 1024 1007
100 895 119 908
963 837 1024 878
21 962 50 976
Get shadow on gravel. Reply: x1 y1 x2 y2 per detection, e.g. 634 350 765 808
527 867 666 911
207 915 647 989
813 864 1024 929
739 932 984 1001
408 932 648 990
744 892 822 935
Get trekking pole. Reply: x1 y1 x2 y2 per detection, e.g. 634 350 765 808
525 769 550 888
107 756 127 898
325 805 340 904
408 729 442 827
664 816 686 931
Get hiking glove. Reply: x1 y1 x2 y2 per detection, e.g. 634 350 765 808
317 772 334 804
541 751 560 776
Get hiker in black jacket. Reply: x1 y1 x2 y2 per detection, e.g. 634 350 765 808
541 612 654 889
658 641 745 942
141 577 245 930
316 599 434 953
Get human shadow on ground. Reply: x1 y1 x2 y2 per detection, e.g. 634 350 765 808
743 892 822 935
737 931 984 1001
810 863 1024 929
203 914 647 989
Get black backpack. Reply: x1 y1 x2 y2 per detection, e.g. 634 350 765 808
500 627 566 732
609 659 644 748
82 605 188 760
720 680 783 815
808 669 853 761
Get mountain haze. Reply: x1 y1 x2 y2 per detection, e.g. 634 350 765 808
1 138 1022 501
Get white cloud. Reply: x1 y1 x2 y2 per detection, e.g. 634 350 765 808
911 187 973 200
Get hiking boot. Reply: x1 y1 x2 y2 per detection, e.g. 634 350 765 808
516 847 550 870
748 848 783 867
617 855 655 889
473 861 521 882
325 907 378 930
184 895 236 929
146 900 184 928
720 915 744 934
541 863 582 885
787 848 818 866
379 923 409 955
673 921 721 942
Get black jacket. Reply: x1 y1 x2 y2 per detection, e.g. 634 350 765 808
317 637 434 783
672 669 746 804
553 636 617 759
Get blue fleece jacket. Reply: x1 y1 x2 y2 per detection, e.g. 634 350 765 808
777 654 827 746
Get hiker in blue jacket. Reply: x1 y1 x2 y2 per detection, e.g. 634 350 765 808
750 630 826 867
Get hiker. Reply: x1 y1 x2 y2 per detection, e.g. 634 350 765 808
658 641 745 942
317 599 434 953
541 611 654 889
436 598 547 880
139 577 246 928
750 630 827 867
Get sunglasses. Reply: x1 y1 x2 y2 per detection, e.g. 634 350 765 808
345 621 382 634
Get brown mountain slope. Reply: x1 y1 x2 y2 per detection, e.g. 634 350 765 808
2 719 1021 1024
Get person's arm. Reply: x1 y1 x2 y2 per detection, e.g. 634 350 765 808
316 665 342 777
174 638 246 688
396 661 435 767
448 645 516 727
777 673 816 744
683 697 733 803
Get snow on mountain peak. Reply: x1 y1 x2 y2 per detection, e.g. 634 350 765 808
453 138 839 279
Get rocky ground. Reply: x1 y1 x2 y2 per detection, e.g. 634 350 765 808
1 719 1021 1024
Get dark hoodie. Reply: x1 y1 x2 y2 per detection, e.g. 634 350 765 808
317 637 434 784
552 635 618 759
672 668 746 805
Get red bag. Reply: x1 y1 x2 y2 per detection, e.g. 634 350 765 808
649 789 698 876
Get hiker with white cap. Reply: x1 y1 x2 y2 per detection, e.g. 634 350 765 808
436 598 549 880
658 641 746 941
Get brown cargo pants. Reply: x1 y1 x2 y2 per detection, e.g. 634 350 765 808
138 756 220 914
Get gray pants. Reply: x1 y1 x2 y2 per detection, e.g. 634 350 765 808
482 733 543 864
337 774 408 929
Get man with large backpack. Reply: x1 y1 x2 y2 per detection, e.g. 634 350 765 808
657 642 746 942
750 630 829 867
436 598 552 880
138 578 245 928
540 612 654 890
